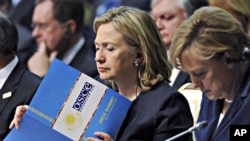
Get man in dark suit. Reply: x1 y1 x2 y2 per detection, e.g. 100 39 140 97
28 0 98 78
0 11 41 140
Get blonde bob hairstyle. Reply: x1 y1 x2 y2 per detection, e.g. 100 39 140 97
94 6 172 91
170 6 250 70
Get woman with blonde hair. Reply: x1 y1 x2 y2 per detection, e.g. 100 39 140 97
10 6 193 141
170 6 250 141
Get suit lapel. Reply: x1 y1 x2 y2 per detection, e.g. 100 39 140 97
203 99 222 140
213 72 250 139
212 95 244 140
173 71 190 89
0 63 24 112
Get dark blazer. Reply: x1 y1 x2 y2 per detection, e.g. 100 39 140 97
116 81 194 141
172 71 191 89
0 62 41 140
195 68 250 141
69 32 98 78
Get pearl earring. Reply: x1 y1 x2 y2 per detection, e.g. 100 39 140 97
134 61 139 67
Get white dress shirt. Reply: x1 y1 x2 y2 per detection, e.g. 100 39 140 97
0 56 18 89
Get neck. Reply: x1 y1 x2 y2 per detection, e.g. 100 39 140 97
222 101 231 114
223 64 249 113
116 79 140 101
224 63 246 102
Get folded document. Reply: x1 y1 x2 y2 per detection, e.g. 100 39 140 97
4 59 131 141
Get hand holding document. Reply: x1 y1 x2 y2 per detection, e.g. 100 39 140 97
5 59 131 141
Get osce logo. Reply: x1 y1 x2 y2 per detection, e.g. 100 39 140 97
73 82 94 112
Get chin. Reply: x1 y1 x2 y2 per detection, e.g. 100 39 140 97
206 94 218 101
99 75 110 80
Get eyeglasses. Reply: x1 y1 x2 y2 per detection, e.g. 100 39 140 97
32 23 50 30
32 19 64 31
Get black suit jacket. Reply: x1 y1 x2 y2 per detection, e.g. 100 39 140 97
69 32 98 78
195 67 250 141
116 81 193 141
0 62 41 140
173 71 191 89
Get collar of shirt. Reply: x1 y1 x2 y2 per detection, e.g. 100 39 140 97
167 51 181 86
62 37 85 64
170 67 180 86
0 56 18 89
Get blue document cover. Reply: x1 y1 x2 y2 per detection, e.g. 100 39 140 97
4 59 131 141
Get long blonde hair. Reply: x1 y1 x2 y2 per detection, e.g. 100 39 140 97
94 6 172 91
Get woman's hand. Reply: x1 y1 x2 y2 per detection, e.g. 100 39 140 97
9 105 28 129
87 132 113 141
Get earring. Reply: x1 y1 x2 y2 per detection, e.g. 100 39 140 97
134 60 139 67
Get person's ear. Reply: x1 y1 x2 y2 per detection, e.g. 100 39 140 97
135 51 144 64
136 52 142 58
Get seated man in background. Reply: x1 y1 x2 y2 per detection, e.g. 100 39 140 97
28 0 98 78
151 0 191 89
